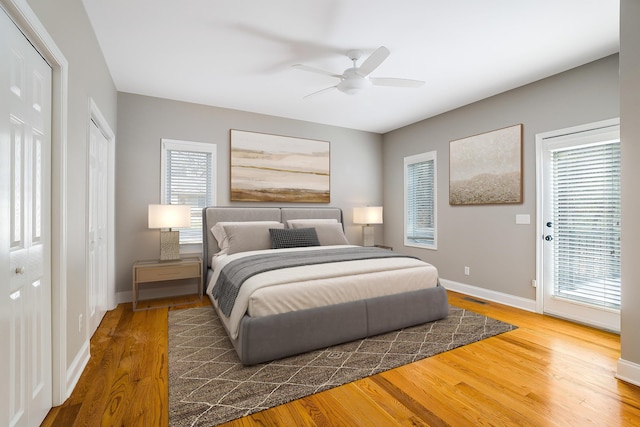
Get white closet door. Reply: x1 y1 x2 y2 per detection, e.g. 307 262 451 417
88 119 109 337
0 7 52 427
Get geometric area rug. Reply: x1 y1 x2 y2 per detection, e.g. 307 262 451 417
168 305 516 426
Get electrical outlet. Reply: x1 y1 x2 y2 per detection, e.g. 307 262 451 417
464 266 470 276
78 313 83 332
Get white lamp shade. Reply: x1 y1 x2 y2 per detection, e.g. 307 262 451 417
148 204 191 229
353 206 383 225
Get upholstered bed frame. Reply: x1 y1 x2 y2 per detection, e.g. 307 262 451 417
202 206 449 365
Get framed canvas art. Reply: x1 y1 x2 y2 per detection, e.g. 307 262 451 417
449 124 523 205
230 129 330 203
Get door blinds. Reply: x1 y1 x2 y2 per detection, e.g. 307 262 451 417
551 141 621 310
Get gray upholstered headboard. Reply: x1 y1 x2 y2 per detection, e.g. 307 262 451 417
201 206 343 278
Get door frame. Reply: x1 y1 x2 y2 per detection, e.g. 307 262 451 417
534 118 621 317
1 0 70 405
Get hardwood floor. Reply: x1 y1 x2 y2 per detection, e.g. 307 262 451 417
42 291 640 426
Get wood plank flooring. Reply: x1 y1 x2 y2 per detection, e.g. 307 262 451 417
41 291 640 426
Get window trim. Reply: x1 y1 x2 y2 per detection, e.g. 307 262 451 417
160 138 217 250
404 150 437 250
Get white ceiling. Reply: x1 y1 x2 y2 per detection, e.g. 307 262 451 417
81 0 619 134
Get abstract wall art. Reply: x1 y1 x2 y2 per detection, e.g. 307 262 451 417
449 124 523 205
230 129 330 203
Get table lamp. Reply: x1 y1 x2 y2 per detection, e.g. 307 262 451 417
353 206 383 247
148 204 191 261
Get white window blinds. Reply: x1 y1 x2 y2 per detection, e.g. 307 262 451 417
552 140 621 310
404 151 437 249
161 139 216 244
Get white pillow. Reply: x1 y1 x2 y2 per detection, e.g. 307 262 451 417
211 221 281 256
286 218 338 229
290 222 349 246
223 222 285 255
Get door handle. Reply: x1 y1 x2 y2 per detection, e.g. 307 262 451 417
15 266 25 275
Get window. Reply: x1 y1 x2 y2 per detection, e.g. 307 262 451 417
404 151 437 249
161 139 216 245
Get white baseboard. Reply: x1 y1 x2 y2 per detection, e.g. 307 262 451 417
65 340 90 400
616 358 640 387
116 283 199 305
439 278 536 312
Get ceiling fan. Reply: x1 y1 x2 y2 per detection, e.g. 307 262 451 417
292 46 425 98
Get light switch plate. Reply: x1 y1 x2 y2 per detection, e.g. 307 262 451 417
515 214 530 225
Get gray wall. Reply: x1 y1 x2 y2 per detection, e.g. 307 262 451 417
382 54 619 300
115 93 382 298
23 0 118 369
620 0 640 377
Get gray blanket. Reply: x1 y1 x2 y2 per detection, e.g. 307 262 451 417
212 247 415 317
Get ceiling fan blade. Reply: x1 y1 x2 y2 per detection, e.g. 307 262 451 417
357 46 390 76
303 85 337 99
369 77 425 88
292 64 342 79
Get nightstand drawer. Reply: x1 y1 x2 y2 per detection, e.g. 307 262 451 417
132 257 203 311
136 262 200 283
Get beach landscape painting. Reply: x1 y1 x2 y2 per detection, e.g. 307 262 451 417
449 124 523 205
230 130 330 202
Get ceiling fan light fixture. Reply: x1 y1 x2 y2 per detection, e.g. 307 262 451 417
295 46 423 98
337 77 371 95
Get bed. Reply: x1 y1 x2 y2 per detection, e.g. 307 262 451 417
203 206 449 365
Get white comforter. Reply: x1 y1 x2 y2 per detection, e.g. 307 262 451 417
206 245 439 340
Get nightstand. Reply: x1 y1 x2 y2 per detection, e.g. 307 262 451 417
132 256 203 311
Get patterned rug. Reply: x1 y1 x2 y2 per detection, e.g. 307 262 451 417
168 305 516 426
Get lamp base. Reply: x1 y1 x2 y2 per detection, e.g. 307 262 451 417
362 225 375 247
160 230 181 261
